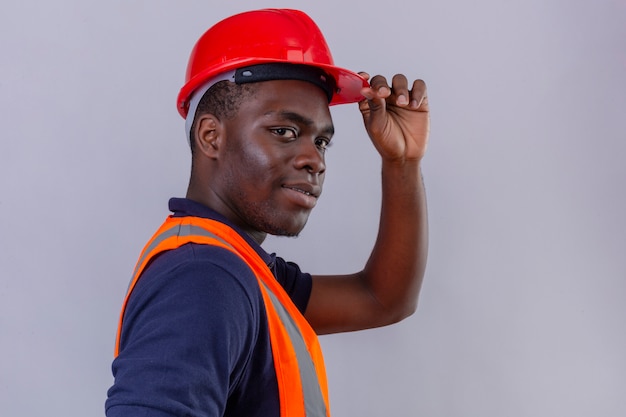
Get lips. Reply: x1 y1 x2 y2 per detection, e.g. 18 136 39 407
282 183 321 198
282 183 321 208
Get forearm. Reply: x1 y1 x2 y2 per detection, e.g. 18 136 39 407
305 159 428 333
361 158 428 321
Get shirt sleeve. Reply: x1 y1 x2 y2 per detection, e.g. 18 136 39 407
106 244 262 417
271 256 312 314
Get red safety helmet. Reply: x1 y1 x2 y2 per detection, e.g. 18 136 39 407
176 8 367 118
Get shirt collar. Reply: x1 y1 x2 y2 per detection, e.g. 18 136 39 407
168 197 275 266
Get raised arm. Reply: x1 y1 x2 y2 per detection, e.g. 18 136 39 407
305 73 430 334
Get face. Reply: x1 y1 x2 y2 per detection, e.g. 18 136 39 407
213 79 334 238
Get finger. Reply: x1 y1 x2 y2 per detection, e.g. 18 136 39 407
391 74 410 107
357 72 371 105
360 74 391 101
358 75 392 136
410 79 428 110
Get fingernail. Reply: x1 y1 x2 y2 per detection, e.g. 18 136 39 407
397 95 408 105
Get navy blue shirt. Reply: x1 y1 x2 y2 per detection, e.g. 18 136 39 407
106 198 313 417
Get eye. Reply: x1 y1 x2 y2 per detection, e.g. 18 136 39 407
315 137 331 151
270 127 297 139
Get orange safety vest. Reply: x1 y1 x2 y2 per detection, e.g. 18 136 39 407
115 216 331 417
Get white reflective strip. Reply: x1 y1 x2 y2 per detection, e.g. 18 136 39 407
127 223 233 291
185 70 236 145
260 281 327 417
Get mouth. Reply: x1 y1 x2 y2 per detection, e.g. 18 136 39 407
282 183 321 198
282 183 321 208
284 187 315 197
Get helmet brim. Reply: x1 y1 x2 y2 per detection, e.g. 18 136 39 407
177 58 368 118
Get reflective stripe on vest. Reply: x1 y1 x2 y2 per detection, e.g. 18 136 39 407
115 216 331 417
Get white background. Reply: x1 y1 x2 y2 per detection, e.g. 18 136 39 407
1 0 625 416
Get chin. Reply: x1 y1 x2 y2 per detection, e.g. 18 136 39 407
264 218 308 238
273 231 301 238
267 224 305 238
248 207 310 238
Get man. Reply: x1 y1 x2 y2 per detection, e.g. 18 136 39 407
106 8 429 417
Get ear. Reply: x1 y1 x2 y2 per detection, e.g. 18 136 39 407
193 114 223 159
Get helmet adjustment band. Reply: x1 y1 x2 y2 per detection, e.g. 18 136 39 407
234 63 337 103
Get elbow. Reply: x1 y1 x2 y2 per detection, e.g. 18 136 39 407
383 299 419 326
402 299 419 319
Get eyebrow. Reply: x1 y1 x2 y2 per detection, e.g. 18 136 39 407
267 110 335 136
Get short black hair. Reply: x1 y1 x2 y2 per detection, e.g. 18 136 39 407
189 81 258 152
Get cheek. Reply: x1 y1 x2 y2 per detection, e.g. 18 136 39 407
242 147 272 171
227 140 284 188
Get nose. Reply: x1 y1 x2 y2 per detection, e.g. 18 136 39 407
293 139 326 175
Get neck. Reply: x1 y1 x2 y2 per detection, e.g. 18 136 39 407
186 178 268 246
